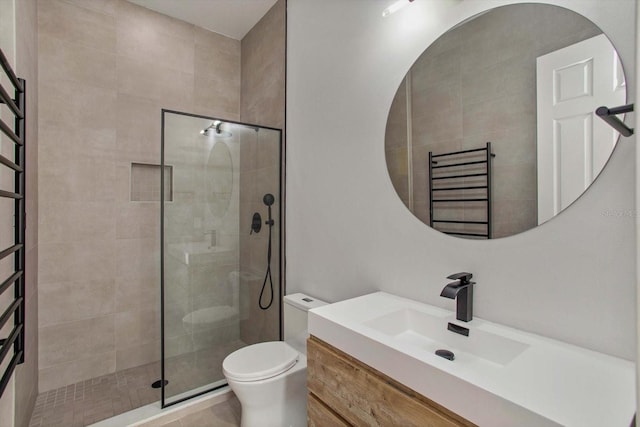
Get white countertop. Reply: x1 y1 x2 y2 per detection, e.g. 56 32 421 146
308 292 635 427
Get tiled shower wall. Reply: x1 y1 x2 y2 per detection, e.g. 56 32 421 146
37 0 241 391
239 0 286 344
0 0 39 425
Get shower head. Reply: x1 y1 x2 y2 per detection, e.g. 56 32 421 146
200 121 232 138
263 193 275 206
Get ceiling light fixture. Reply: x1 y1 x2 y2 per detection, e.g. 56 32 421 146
382 0 415 18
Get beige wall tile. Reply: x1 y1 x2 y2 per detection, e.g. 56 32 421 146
194 33 239 79
412 51 460 94
492 163 536 201
24 247 38 301
115 94 162 162
461 54 533 107
116 20 194 75
115 309 159 349
195 26 239 56
116 55 194 110
38 351 115 392
39 279 116 327
116 202 160 239
38 144 117 203
38 200 116 243
39 315 115 369
39 122 116 162
239 132 258 173
115 277 159 313
25 196 38 251
240 0 284 129
193 26 241 120
193 71 240 121
39 239 116 284
39 35 117 90
114 237 160 281
39 80 117 131
115 339 160 371
38 0 117 52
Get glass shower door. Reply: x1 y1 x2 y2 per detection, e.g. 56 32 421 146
161 110 282 406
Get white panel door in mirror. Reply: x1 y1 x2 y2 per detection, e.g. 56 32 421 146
536 34 625 224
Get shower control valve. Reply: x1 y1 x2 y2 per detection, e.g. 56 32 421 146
250 212 262 234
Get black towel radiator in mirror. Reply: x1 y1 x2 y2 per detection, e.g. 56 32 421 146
428 143 494 239
0 47 26 399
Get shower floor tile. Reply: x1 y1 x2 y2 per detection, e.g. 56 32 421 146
29 340 247 427
29 362 161 427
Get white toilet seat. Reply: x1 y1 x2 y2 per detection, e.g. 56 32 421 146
223 341 299 382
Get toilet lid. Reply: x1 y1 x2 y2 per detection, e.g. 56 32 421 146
223 341 299 382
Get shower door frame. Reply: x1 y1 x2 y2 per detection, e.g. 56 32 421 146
160 108 284 408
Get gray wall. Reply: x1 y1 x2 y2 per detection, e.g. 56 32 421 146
287 0 636 360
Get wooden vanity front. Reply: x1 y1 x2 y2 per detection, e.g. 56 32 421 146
307 336 476 427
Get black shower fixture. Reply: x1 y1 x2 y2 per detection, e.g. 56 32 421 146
258 193 275 310
250 213 262 234
263 193 275 206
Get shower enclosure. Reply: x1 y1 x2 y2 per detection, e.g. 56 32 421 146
161 110 282 407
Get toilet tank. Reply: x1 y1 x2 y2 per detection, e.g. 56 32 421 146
284 293 327 354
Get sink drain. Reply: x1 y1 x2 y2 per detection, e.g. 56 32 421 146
151 379 168 389
435 349 455 361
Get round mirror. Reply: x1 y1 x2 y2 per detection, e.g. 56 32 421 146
206 141 233 219
385 3 627 239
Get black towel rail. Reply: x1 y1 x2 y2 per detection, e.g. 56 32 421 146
0 46 26 399
432 172 487 180
428 142 494 239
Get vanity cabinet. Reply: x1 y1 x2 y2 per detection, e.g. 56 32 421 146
307 336 476 427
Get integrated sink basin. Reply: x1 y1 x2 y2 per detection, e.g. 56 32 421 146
364 308 529 366
308 292 635 427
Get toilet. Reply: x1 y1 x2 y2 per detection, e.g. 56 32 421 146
222 293 327 427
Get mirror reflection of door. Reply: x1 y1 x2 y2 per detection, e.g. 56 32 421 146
536 34 625 224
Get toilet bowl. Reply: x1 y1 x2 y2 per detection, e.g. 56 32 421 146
222 293 327 427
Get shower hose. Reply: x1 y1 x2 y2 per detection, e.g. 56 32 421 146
259 195 275 310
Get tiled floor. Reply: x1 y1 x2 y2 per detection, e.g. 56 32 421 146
29 362 161 427
29 340 246 427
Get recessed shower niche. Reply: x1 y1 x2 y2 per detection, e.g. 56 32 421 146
161 110 283 406
130 163 173 202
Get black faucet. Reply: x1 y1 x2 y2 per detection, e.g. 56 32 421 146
440 272 475 322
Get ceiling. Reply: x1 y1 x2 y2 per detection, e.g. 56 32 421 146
127 0 278 40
